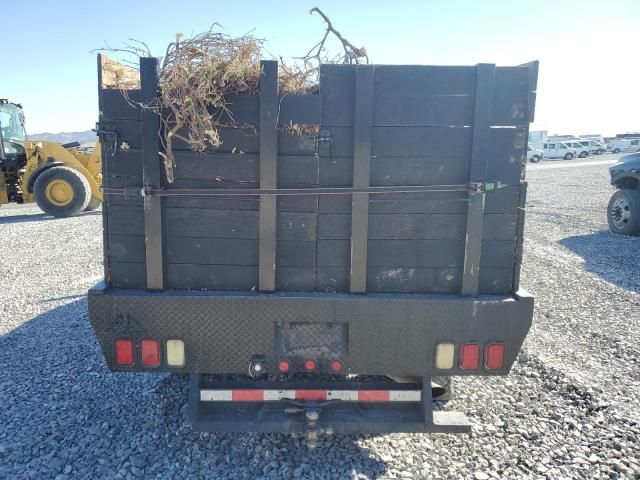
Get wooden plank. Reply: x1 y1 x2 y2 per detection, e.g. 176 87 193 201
279 94 321 125
512 182 527 291
373 95 474 127
368 267 461 293
166 264 258 290
109 261 146 288
493 67 529 126
319 64 356 96
140 57 164 290
164 208 259 238
317 267 349 292
462 63 495 296
112 119 143 149
107 205 145 235
100 88 141 120
350 65 375 293
370 156 469 186
365 239 514 269
258 60 279 292
368 214 467 240
277 212 317 241
371 126 472 157
374 66 475 96
104 149 143 178
486 127 527 184
317 240 350 267
165 237 258 265
276 267 316 291
108 234 145 263
479 267 514 294
276 241 316 267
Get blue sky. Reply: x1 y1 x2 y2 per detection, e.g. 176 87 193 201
3 0 639 136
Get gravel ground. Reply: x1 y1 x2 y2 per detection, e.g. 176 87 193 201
1 154 639 479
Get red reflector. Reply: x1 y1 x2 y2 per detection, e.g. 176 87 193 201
296 390 327 401
140 339 160 367
115 339 134 366
329 360 344 373
278 360 291 373
304 359 317 371
358 390 390 402
485 343 505 370
460 344 480 369
232 390 264 401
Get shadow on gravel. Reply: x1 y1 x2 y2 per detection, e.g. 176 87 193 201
0 210 100 225
0 300 388 479
559 231 640 293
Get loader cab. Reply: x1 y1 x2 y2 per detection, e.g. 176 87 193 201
0 100 27 169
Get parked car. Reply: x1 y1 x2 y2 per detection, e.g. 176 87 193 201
532 142 577 160
608 139 640 154
579 140 606 155
564 141 590 158
527 145 543 163
608 152 640 235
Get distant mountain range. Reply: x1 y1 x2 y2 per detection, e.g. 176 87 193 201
28 130 96 144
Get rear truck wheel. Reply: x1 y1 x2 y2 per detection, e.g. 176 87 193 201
33 166 91 218
607 189 640 235
564 153 574 160
579 151 588 158
84 197 102 212
530 155 541 163
597 149 605 155
613 148 621 153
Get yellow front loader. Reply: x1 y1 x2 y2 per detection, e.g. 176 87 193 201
0 99 102 217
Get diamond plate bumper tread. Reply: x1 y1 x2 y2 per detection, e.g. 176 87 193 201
88 283 533 376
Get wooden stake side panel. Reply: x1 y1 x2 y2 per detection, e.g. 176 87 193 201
101 61 535 294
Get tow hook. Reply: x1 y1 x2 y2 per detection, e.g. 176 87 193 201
283 403 336 448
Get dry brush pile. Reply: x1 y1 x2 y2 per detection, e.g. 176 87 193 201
98 8 368 181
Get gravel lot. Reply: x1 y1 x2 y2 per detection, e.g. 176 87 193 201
1 154 638 479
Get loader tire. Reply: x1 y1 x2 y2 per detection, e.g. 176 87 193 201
34 166 91 218
85 197 102 212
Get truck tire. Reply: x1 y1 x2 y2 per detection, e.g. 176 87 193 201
613 148 621 154
529 155 541 163
607 189 640 235
564 153 574 160
33 166 91 218
85 197 102 212
596 149 604 155
579 151 588 158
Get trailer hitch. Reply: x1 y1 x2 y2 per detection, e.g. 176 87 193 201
281 399 340 448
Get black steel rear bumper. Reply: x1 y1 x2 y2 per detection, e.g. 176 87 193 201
88 283 533 377
189 375 471 435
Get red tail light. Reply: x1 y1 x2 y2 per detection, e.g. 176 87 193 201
485 343 505 370
460 343 480 369
140 339 160 367
329 359 344 373
278 360 291 373
115 339 134 366
304 359 317 371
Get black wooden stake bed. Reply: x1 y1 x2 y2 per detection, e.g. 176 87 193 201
89 55 537 440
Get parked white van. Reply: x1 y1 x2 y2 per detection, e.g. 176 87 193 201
527 145 544 163
579 140 607 155
532 142 577 160
564 141 590 158
608 139 640 154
